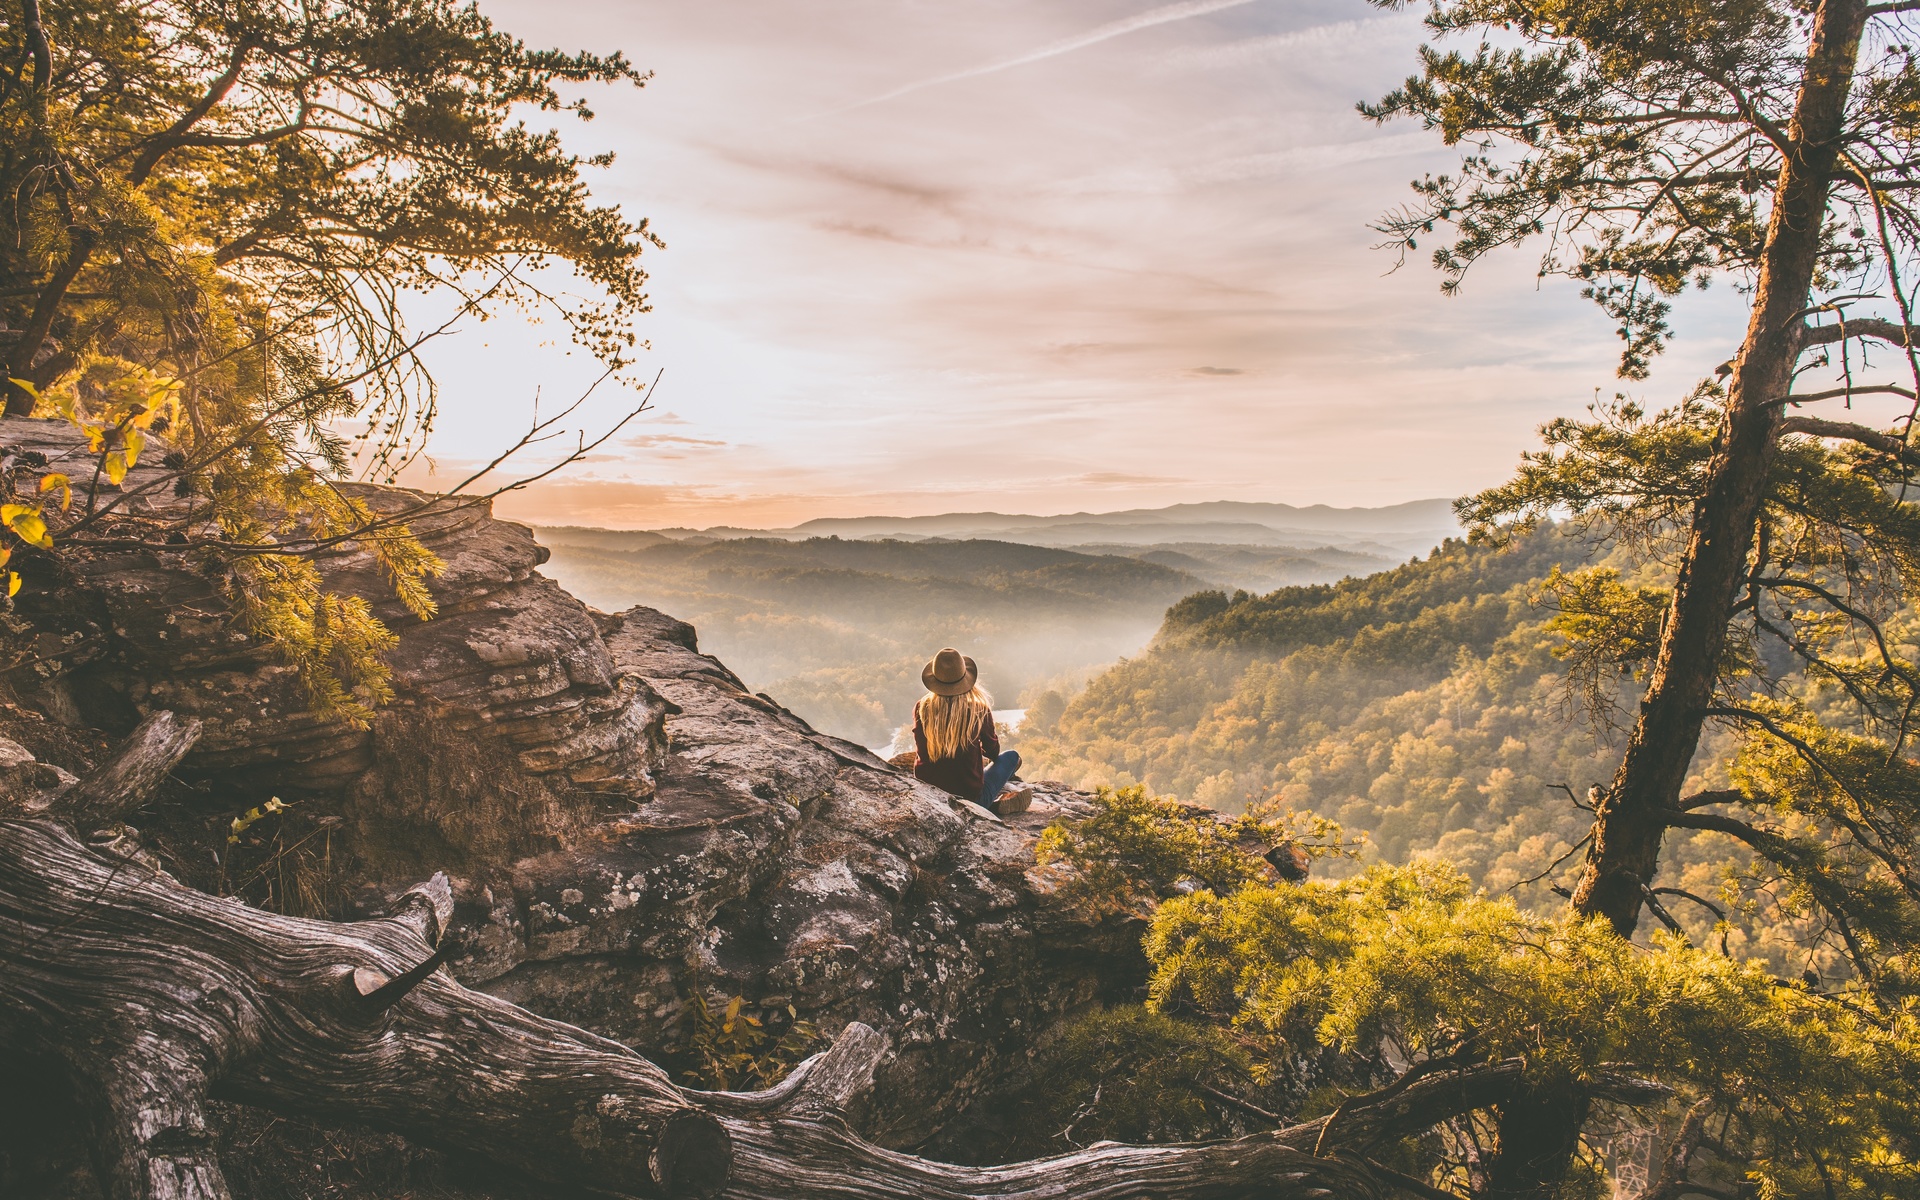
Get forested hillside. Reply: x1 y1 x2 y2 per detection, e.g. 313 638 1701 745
1019 530 1752 933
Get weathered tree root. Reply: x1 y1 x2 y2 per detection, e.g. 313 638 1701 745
0 813 1420 1200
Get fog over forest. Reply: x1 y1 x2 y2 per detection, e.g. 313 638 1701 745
535 499 1457 749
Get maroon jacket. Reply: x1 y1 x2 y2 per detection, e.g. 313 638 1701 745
913 707 999 801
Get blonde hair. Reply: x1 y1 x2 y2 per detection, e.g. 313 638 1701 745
916 687 993 760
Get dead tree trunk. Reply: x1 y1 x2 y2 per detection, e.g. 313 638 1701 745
0 786 1418 1200
42 709 201 829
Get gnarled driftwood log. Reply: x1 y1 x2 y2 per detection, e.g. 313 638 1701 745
0 816 1412 1200
0 714 1487 1200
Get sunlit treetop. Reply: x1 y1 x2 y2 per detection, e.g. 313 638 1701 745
2 0 661 469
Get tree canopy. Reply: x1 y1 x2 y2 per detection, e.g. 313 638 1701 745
1355 0 1920 975
0 0 659 720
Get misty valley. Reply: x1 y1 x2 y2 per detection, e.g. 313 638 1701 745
533 500 1455 750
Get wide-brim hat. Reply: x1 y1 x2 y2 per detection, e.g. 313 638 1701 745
922 647 977 697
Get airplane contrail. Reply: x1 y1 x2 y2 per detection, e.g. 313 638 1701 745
822 0 1266 116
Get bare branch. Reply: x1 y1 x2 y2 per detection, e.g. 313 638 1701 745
1753 575 1907 681
1769 384 1917 407
125 43 252 186
1651 886 1728 925
1640 883 1687 939
1192 1080 1283 1124
1800 316 1920 350
1777 415 1914 457
1661 809 1785 854
1510 830 1594 892
1677 789 1744 811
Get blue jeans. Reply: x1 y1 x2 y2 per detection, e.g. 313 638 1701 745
980 750 1021 807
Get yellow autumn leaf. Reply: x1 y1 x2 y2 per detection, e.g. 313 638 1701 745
38 472 70 511
0 547 12 568
0 504 29 525
85 425 107 453
6 573 17 598
103 451 129 485
128 381 179 428
6 378 37 400
124 427 145 467
9 512 47 546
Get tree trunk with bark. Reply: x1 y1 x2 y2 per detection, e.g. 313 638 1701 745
1516 6 1872 1198
1571 0 1867 938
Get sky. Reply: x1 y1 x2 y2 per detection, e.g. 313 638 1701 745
400 0 1756 530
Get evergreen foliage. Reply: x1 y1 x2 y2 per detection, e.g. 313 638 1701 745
1033 783 1353 913
1023 791 1920 1197
1149 864 1920 1199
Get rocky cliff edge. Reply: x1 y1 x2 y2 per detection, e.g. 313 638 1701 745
0 415 1143 1154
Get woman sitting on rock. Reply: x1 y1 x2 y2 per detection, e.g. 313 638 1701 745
913 647 1032 817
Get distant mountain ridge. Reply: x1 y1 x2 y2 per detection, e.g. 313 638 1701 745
530 533 1212 749
784 498 1458 538
618 498 1461 555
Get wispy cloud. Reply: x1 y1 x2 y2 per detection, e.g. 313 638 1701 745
416 0 1738 523
821 0 1266 115
1156 16 1401 72
620 433 729 449
1045 130 1437 196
